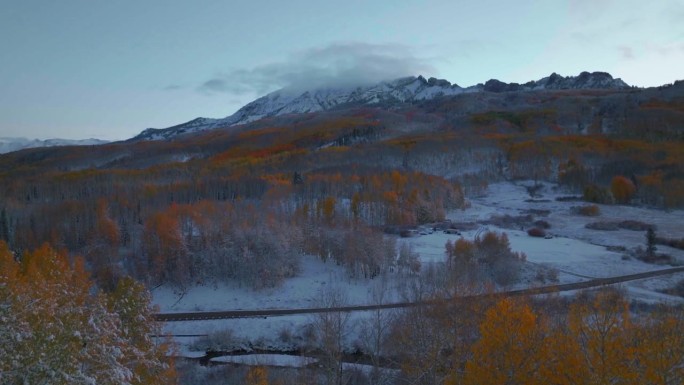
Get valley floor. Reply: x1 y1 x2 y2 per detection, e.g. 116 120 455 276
153 181 684 359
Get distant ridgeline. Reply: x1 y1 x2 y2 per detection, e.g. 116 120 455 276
132 71 630 141
0 137 109 154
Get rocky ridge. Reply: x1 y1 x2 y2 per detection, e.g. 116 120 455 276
133 71 630 141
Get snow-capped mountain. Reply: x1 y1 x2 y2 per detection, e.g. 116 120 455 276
0 137 109 154
133 71 630 141
133 75 467 141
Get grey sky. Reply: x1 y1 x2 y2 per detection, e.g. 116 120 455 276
0 0 682 140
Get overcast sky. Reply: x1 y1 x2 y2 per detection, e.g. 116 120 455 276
1 0 682 140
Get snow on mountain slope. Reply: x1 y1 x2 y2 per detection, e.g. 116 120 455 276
0 137 109 154
133 75 465 141
133 71 630 141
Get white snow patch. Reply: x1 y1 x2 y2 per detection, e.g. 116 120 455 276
153 255 399 313
210 354 317 367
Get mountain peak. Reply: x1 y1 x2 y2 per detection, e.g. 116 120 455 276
537 71 628 90
132 71 631 141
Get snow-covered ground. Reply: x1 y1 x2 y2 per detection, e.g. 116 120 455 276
155 181 684 361
456 182 684 286
210 354 317 367
155 256 400 313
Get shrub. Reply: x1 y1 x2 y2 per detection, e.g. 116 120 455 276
535 266 559 283
546 268 559 282
533 220 551 229
611 175 636 204
399 229 415 238
556 195 583 202
585 221 619 231
191 329 239 352
662 280 684 298
574 204 600 216
278 326 293 344
486 214 534 229
525 184 544 197
618 220 655 231
524 209 551 216
583 184 612 204
655 236 684 251
449 221 479 231
639 252 674 265
527 228 546 237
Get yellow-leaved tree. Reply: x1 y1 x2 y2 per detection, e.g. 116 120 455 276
568 289 636 385
632 307 684 385
0 241 175 385
460 297 547 385
245 365 269 385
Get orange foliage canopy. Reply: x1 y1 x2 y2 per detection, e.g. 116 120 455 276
611 175 636 204
462 297 547 385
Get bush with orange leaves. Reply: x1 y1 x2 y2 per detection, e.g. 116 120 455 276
611 175 636 204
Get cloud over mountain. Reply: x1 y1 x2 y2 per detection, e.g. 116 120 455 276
198 42 436 96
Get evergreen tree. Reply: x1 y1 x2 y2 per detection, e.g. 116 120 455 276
0 207 8 243
646 227 657 259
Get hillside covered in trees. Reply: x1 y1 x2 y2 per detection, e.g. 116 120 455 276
1 81 684 384
1 82 683 290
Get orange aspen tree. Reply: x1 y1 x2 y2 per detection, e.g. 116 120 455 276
461 297 547 385
568 290 636 385
632 308 684 385
611 176 636 204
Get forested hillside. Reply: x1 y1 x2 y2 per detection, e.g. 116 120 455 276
1 83 683 292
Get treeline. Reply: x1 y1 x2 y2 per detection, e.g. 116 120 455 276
180 287 683 385
0 164 463 290
134 168 463 290
388 289 684 385
503 134 684 207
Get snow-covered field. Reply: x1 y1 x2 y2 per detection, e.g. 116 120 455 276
154 181 684 360
154 256 399 313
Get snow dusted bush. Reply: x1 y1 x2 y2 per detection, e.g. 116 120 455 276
585 221 619 231
583 184 612 204
618 220 654 231
573 204 601 216
191 329 240 353
533 219 551 229
527 227 546 237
